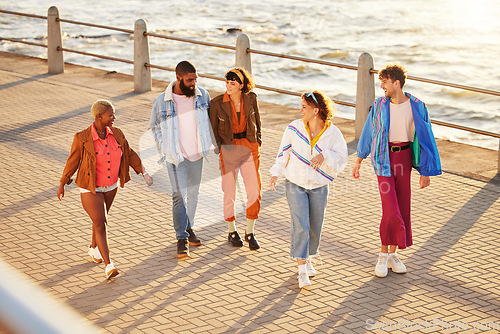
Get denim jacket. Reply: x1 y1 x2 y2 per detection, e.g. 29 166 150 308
357 92 442 177
148 81 214 166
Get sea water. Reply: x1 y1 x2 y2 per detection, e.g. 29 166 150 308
1 0 499 149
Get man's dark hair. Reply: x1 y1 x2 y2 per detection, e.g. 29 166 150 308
379 64 407 88
175 61 196 76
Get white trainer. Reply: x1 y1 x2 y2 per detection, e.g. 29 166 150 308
88 245 102 263
298 272 311 288
388 253 407 274
306 258 316 277
105 262 119 280
374 253 389 277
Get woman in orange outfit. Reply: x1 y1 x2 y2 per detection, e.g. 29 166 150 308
57 100 153 279
209 68 262 250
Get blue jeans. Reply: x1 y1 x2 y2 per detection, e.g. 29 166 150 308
285 180 329 259
166 158 203 240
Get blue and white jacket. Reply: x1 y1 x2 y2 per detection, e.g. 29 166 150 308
148 81 214 166
270 119 348 189
357 92 442 177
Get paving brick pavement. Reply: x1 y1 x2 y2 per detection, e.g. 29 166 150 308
1 52 499 333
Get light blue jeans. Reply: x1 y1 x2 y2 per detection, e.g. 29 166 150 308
166 158 203 240
285 180 329 259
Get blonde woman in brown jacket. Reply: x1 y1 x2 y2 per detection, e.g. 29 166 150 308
209 68 262 250
57 100 152 279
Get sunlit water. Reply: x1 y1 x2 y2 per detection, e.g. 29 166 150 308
1 0 499 149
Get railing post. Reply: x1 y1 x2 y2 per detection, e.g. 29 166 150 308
134 19 151 92
235 33 252 73
355 52 375 139
47 6 64 74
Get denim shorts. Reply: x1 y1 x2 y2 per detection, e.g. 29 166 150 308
79 182 118 194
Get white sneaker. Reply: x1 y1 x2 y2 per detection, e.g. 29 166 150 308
88 245 102 263
306 258 316 277
298 272 311 288
105 262 119 280
374 253 389 277
388 253 407 274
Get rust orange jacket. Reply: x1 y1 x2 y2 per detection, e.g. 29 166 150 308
59 125 143 193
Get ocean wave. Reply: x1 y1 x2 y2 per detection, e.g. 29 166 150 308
319 51 350 60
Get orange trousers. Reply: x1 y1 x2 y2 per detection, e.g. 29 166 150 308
219 139 261 222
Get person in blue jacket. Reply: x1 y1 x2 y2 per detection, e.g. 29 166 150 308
148 61 214 258
352 64 441 278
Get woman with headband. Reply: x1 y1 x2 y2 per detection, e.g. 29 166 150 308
209 67 262 250
269 91 348 288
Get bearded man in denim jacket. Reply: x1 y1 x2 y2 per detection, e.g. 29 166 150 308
352 64 441 278
148 61 214 258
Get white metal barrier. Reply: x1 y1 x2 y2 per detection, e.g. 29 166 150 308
0 260 102 334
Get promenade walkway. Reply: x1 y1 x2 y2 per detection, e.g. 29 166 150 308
0 51 499 333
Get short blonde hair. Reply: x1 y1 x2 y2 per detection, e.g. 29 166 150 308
91 100 114 120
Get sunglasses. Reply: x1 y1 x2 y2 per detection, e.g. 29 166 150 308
305 91 319 105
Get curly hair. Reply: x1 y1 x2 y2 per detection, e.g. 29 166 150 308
225 67 255 94
91 99 114 120
379 64 407 88
301 90 335 121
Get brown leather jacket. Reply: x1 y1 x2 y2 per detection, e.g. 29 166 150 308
209 91 262 148
59 125 143 193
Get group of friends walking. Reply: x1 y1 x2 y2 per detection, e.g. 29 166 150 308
57 61 441 288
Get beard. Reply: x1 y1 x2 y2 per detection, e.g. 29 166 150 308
179 78 196 97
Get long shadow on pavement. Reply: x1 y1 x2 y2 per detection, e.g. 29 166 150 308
315 176 500 332
113 243 245 333
221 276 300 333
0 91 141 141
0 73 51 91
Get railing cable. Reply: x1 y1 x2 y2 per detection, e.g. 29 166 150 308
369 69 500 97
0 37 47 48
248 48 358 71
144 32 236 51
0 9 46 20
57 18 134 34
57 46 133 64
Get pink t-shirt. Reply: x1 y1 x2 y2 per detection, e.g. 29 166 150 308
91 123 122 187
173 93 202 161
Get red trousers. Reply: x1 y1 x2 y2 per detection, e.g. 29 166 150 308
376 142 413 249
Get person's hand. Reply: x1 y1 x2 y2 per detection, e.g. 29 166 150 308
420 175 430 189
310 153 324 170
57 183 65 201
352 164 361 179
269 176 278 191
143 172 153 187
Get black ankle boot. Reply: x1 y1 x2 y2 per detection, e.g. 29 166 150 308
245 233 260 250
228 231 243 247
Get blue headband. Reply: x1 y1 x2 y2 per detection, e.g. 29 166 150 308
305 91 319 105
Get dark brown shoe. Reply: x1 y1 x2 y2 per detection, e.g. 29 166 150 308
228 231 243 247
177 239 189 258
187 228 202 246
245 233 260 250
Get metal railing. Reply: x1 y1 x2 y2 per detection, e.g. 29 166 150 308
0 7 499 170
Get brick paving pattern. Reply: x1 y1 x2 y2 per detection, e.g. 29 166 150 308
1 52 499 333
